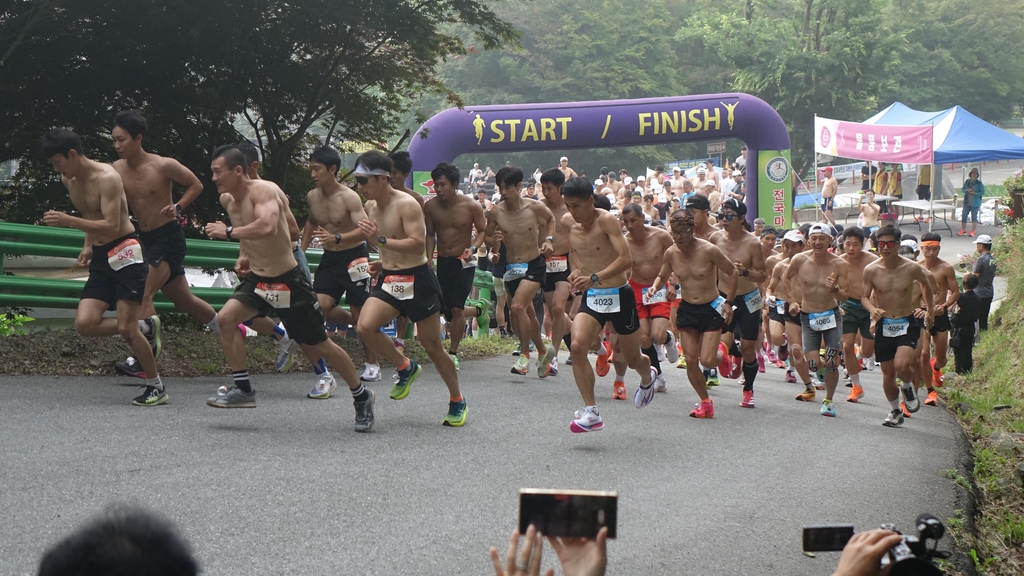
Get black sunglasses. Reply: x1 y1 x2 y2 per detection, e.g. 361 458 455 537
355 175 371 185
717 213 739 221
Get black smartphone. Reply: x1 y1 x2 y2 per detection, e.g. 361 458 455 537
802 524 856 552
518 489 618 539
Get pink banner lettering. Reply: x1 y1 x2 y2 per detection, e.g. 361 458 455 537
815 117 933 164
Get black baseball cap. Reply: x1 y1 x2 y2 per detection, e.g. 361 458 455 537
685 195 711 211
722 197 747 216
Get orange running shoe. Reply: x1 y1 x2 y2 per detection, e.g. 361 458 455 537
795 389 816 402
689 399 715 419
925 390 938 406
846 384 865 403
612 379 627 400
596 341 611 377
900 402 914 418
930 358 944 388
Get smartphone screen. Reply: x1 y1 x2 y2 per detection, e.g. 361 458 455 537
802 524 856 551
519 489 618 539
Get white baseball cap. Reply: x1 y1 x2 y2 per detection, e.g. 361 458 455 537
594 178 604 187
976 234 993 244
783 230 805 243
697 166 706 174
672 166 681 172
560 156 568 162
900 239 919 250
807 223 833 237
637 175 646 181
623 176 633 185
703 180 715 188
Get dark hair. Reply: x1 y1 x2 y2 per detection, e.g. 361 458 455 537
876 224 901 242
38 507 198 576
921 231 942 243
643 194 654 202
799 223 812 239
655 165 664 172
495 166 524 188
310 145 342 175
235 141 260 166
593 194 611 211
561 176 594 200
430 161 460 186
841 226 866 243
963 272 979 290
354 150 392 174
40 129 83 158
112 110 148 139
622 203 644 218
600 166 609 176
742 219 752 232
721 197 747 217
212 144 247 170
539 167 565 186
761 226 778 238
389 150 412 175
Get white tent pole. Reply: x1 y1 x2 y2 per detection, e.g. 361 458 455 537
928 122 935 232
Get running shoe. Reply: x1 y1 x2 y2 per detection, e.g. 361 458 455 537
957 230 967 236
537 343 555 378
778 343 790 362
901 381 921 413
360 364 381 382
450 353 461 371
132 385 168 407
900 402 914 418
548 358 559 376
612 379 627 400
677 356 687 369
596 341 611 377
925 390 938 406
390 359 421 400
795 389 816 402
766 346 779 364
512 341 521 356
511 355 529 375
969 231 975 238
114 357 146 379
654 373 667 393
565 355 573 366
756 351 766 373
308 372 338 399
883 409 905 428
820 399 836 417
206 386 256 408
846 384 864 403
774 359 787 369
785 368 797 383
276 335 298 372
816 366 826 384
570 407 604 433
633 368 657 408
665 332 680 363
443 398 468 427
354 390 375 432
656 343 666 362
689 399 715 419
705 368 720 387
815 383 825 391
143 315 162 358
930 358 944 388
728 355 743 380
717 342 731 378
741 389 755 408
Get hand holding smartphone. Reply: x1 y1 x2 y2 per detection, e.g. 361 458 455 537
518 489 618 539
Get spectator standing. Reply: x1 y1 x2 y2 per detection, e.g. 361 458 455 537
558 156 578 179
736 145 747 171
972 234 996 330
952 273 980 373
958 168 985 237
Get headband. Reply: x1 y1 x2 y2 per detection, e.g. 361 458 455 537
353 163 389 176
920 240 941 247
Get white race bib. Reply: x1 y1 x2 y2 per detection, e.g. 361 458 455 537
776 299 787 315
106 238 144 271
462 255 478 269
711 295 727 317
882 317 910 337
381 275 414 301
255 282 291 308
643 286 667 305
504 262 528 281
586 288 620 313
809 310 838 332
743 288 764 313
545 256 568 273
347 257 371 282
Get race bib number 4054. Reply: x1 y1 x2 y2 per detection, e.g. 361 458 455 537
255 282 291 308
107 238 144 271
382 275 414 301
586 288 621 313
881 317 910 337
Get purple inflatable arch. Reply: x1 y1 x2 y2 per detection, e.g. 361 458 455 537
408 93 791 224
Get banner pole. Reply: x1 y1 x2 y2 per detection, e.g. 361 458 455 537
814 114 821 222
928 122 935 233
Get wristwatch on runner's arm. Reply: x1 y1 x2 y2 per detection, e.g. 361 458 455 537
590 273 599 286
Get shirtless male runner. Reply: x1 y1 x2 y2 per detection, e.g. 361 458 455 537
560 177 656 432
41 129 165 406
766 230 810 384
784 224 849 417
303 145 381 393
538 168 574 375
622 204 678 394
389 150 424 354
758 226 780 367
110 111 209 378
424 161 489 369
352 151 468 427
686 194 716 240
820 167 838 226
839 227 879 403
649 208 736 419
203 146 369 430
862 225 934 428
485 166 557 378
919 232 960 406
710 198 767 407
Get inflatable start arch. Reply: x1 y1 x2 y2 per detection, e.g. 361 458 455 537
408 93 792 227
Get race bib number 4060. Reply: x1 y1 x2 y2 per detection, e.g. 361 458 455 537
107 238 144 271
255 282 291 308
382 275 414 301
809 310 837 332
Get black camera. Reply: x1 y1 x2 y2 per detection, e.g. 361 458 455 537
802 514 950 575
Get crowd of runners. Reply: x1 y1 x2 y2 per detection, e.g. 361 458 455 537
38 112 986 433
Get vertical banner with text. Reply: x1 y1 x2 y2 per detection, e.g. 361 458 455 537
757 150 792 230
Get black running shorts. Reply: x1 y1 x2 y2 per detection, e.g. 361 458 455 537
675 298 726 333
543 253 571 293
313 243 372 308
503 255 546 298
874 315 922 363
370 263 444 323
80 233 148 308
577 283 639 336
436 254 477 321
231 266 327 345
139 220 187 285
724 288 763 341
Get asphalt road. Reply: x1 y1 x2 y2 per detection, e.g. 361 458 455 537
0 346 968 575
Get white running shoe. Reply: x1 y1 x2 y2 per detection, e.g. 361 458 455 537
665 331 680 363
308 372 338 399
656 344 666 362
634 368 658 408
275 334 299 372
654 373 667 393
570 407 604 433
360 363 381 382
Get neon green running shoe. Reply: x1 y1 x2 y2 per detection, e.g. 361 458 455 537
449 352 460 371
443 399 468 427
390 359 420 400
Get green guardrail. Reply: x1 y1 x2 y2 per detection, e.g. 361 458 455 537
1 222 494 338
